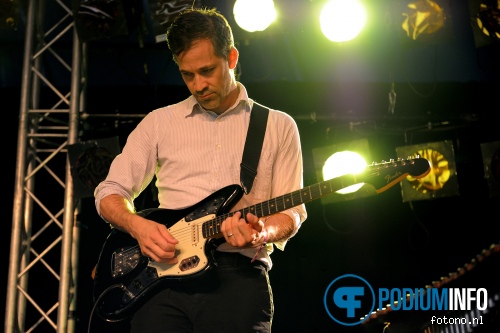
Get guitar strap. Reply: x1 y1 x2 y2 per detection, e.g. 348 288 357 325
240 102 269 195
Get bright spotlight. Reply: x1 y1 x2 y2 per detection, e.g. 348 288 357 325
323 151 367 194
320 0 368 42
312 138 373 205
233 0 277 32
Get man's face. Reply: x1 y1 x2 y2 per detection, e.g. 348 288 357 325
177 39 237 114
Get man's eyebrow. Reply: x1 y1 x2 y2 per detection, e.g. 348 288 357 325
180 65 214 74
200 66 214 71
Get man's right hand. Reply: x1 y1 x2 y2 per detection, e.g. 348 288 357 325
99 194 179 264
129 216 179 264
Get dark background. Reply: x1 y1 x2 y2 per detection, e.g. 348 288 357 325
2 0 500 332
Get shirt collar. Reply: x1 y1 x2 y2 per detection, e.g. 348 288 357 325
185 82 251 118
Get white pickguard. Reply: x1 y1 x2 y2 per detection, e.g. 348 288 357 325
147 214 216 277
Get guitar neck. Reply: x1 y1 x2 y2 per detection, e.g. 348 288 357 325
201 157 431 239
202 176 346 238
242 176 356 217
201 174 366 239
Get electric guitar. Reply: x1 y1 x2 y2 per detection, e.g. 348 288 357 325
92 157 431 322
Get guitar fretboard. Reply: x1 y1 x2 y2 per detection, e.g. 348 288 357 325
200 157 430 239
201 174 361 238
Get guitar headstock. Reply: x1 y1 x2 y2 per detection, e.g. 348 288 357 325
360 157 431 194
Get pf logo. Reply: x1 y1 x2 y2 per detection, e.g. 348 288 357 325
323 274 375 326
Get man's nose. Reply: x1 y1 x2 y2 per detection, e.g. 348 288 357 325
193 75 208 92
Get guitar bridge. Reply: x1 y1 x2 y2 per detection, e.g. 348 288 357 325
112 246 142 278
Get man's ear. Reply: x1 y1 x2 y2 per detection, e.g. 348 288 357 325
228 47 239 70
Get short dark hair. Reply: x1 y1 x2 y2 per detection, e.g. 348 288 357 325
166 8 235 64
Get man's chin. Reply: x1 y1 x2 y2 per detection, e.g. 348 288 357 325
198 100 218 111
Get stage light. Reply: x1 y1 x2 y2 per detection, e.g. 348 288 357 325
319 0 367 42
323 151 367 194
476 2 500 38
312 138 376 205
401 0 446 40
480 140 500 198
396 140 459 202
468 0 500 48
0 0 20 29
147 0 200 43
233 0 276 33
72 0 135 42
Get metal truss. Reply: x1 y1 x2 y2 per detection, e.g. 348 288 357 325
5 0 85 332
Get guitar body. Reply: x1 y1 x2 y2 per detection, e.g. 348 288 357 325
93 184 244 322
92 157 432 322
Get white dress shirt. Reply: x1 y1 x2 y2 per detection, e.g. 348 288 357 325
94 82 307 268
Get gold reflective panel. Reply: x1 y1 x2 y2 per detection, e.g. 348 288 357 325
402 0 446 40
406 148 451 192
476 1 500 38
396 140 459 202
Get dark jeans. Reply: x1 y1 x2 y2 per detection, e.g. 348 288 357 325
130 251 273 333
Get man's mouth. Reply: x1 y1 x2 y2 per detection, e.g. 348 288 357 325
199 92 213 100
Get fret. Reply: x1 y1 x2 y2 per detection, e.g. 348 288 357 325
268 198 276 215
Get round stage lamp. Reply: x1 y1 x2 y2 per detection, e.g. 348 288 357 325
323 151 367 194
320 0 367 42
233 0 277 32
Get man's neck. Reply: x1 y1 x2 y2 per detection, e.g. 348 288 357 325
213 83 240 115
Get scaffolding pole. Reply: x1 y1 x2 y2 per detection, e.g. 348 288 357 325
5 0 85 332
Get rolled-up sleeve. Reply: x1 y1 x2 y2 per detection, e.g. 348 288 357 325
94 112 158 217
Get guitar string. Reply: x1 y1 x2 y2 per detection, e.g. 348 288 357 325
161 169 372 241
115 160 424 260
165 162 416 241
101 160 426 317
